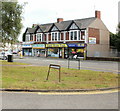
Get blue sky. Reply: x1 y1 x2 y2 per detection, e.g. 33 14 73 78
18 0 120 41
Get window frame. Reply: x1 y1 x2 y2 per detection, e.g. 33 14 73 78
69 30 80 41
36 33 43 42
51 32 61 41
25 34 30 42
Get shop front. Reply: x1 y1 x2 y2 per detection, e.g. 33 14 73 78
22 44 32 56
67 43 87 59
46 44 67 58
32 44 45 57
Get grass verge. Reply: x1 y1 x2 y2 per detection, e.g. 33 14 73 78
1 61 119 90
1 60 29 65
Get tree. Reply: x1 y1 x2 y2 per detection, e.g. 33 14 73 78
110 32 116 47
115 23 120 52
110 23 120 55
0 1 25 50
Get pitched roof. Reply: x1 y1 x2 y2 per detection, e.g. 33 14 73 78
26 17 96 33
74 17 96 29
54 17 96 31
40 23 53 32
27 27 37 34
54 20 72 31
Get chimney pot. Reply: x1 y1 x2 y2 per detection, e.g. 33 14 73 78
57 18 63 23
95 10 101 19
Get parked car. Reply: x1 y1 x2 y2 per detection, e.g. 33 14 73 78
0 51 12 60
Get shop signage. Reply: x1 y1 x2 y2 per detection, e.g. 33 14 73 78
32 44 45 49
46 44 67 47
22 41 35 45
89 37 96 44
22 44 32 48
67 43 86 47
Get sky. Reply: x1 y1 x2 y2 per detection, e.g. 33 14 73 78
18 0 120 41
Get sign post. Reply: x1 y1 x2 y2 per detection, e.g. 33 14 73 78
46 64 61 82
68 58 81 70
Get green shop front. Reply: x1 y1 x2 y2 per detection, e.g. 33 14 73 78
32 44 46 57
46 44 67 58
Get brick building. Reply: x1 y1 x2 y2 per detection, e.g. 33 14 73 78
22 10 110 59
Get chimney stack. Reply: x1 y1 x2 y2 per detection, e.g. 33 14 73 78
95 10 101 19
32 24 38 28
57 18 63 23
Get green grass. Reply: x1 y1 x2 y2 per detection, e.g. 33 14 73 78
1 63 119 90
1 60 29 65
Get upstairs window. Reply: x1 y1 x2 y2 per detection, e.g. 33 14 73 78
52 33 54 41
70 32 73 40
51 32 60 41
74 31 77 40
36 33 43 42
81 31 85 40
26 34 30 41
30 35 33 41
69 30 79 41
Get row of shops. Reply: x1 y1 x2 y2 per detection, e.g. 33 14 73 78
22 42 87 59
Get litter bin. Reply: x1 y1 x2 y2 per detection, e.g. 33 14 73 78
8 55 13 62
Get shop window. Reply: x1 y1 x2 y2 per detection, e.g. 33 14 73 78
68 48 84 58
48 48 59 57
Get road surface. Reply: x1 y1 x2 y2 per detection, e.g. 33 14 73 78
2 91 119 109
14 57 119 74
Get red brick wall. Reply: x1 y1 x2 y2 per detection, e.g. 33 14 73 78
34 35 36 41
88 28 100 44
66 32 69 40
44 34 46 41
48 34 51 41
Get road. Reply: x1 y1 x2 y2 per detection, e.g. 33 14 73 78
2 91 119 109
14 56 119 74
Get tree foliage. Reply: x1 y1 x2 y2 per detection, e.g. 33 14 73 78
1 1 24 48
110 23 120 52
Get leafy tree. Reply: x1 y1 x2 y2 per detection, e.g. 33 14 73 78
110 23 120 53
0 1 25 49
115 23 120 52
110 32 117 47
